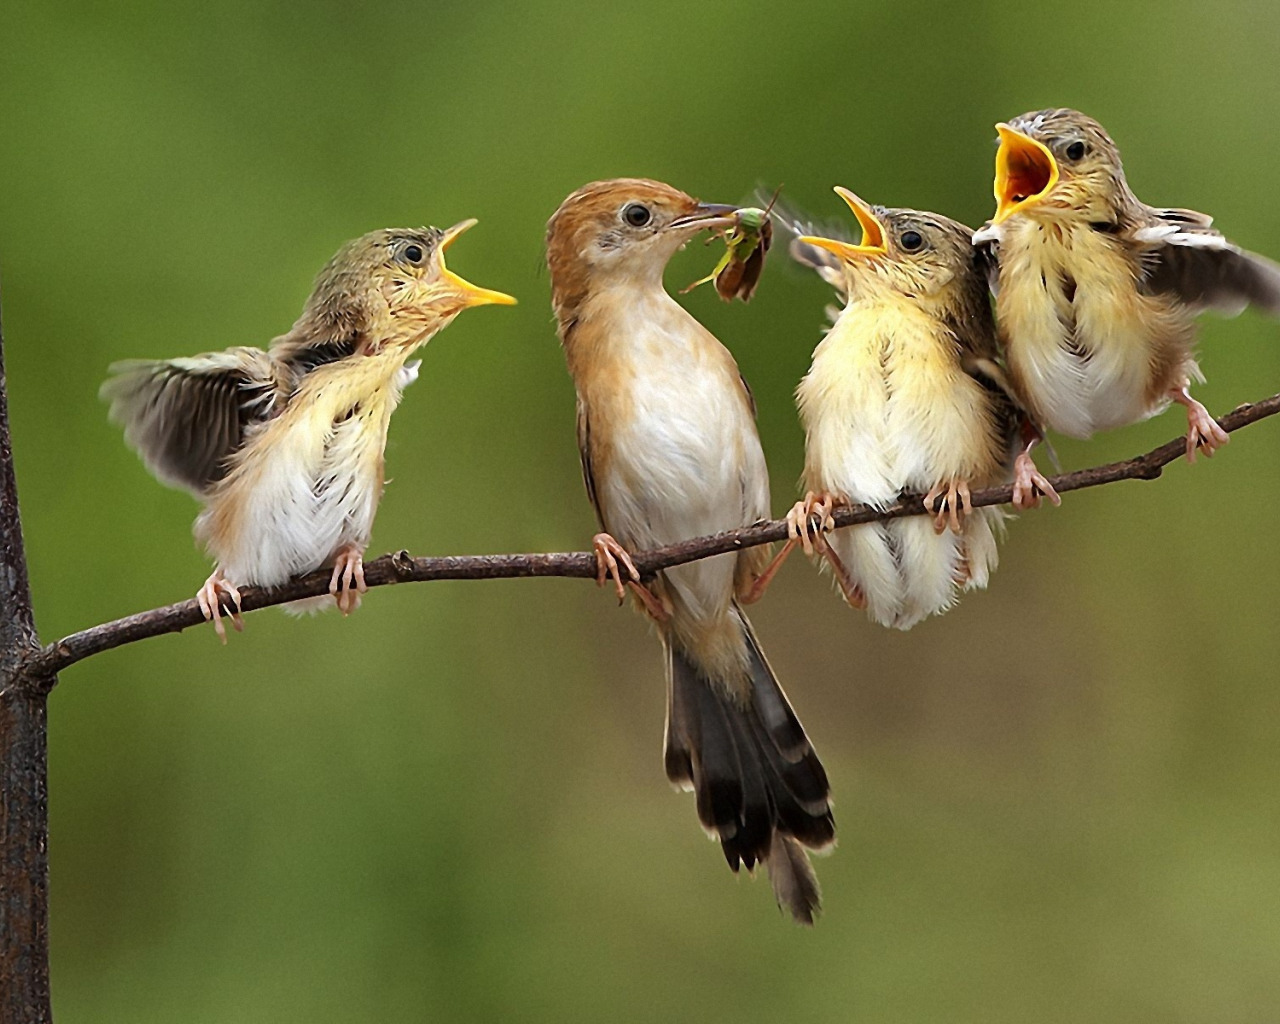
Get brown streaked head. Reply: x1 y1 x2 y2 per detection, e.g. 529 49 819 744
282 222 516 357
990 108 1129 224
545 178 736 319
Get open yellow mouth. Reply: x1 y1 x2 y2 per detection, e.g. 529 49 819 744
992 123 1059 223
438 219 518 307
797 186 887 261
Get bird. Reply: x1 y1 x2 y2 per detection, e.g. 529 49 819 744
103 220 515 640
780 186 1049 630
545 178 835 923
973 108 1280 474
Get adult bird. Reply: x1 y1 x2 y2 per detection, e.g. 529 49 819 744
784 187 1045 630
103 221 515 639
974 108 1280 473
546 178 835 923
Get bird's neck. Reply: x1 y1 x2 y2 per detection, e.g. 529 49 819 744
558 279 699 381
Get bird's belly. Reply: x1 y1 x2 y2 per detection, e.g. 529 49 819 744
801 326 1006 629
199 401 390 586
1026 341 1158 437
593 371 765 624
600 378 762 547
999 225 1182 439
803 350 997 504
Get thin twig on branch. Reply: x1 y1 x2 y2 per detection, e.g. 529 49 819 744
17 392 1280 687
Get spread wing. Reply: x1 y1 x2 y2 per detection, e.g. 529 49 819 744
101 347 290 497
1133 208 1280 317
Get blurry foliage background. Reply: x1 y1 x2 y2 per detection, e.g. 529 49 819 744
4 1 1280 1020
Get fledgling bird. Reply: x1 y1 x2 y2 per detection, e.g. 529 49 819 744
103 221 515 639
974 108 1280 475
546 178 835 923
783 187 1046 630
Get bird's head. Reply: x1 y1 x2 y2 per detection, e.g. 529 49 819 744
797 187 981 303
989 108 1127 226
545 178 737 311
303 222 516 351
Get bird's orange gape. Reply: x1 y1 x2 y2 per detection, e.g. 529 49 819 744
993 123 1059 222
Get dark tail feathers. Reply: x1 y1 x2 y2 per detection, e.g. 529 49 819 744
663 608 835 924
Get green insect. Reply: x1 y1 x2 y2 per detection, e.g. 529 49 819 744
682 189 779 302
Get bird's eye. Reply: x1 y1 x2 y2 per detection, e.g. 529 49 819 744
1065 141 1087 161
402 244 425 264
899 230 924 252
622 203 652 228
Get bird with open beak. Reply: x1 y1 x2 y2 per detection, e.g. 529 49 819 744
103 221 515 640
974 108 1280 473
781 187 1040 630
546 178 835 923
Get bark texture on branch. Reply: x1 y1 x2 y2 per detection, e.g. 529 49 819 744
19 392 1280 687
0 284 54 1023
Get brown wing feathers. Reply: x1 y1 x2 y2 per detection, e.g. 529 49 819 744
101 348 287 496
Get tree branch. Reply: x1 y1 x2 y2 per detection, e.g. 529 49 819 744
18 392 1280 687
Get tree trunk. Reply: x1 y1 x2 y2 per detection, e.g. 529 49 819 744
0 283 53 1022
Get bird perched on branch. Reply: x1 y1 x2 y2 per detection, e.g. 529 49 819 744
546 178 835 923
974 108 1280 474
780 187 1047 630
103 221 515 640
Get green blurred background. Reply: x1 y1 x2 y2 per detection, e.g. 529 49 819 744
4 1 1280 1020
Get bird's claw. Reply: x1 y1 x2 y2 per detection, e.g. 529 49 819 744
922 480 973 534
592 532 641 603
328 546 367 616
1169 386 1228 463
1184 400 1229 463
786 492 836 555
591 533 669 622
197 569 243 644
1011 452 1061 510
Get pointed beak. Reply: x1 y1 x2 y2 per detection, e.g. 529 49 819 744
437 219 518 308
992 123 1059 224
667 202 738 232
797 186 887 261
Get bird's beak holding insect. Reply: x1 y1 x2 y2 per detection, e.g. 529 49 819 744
667 202 739 234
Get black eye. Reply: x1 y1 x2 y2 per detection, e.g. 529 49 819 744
899 230 924 252
402 244 424 264
1065 141 1086 161
623 203 652 227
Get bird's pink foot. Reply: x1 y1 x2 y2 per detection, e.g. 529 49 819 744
592 533 668 622
813 531 866 610
196 568 243 644
923 479 973 535
329 545 367 616
593 532 640 600
1011 451 1061 510
1170 386 1229 463
740 538 796 605
786 492 837 555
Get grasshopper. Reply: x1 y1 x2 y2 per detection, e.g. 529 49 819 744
682 187 779 302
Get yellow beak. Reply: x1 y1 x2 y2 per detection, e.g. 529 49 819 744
438 219 518 307
992 123 1059 224
797 186 887 261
